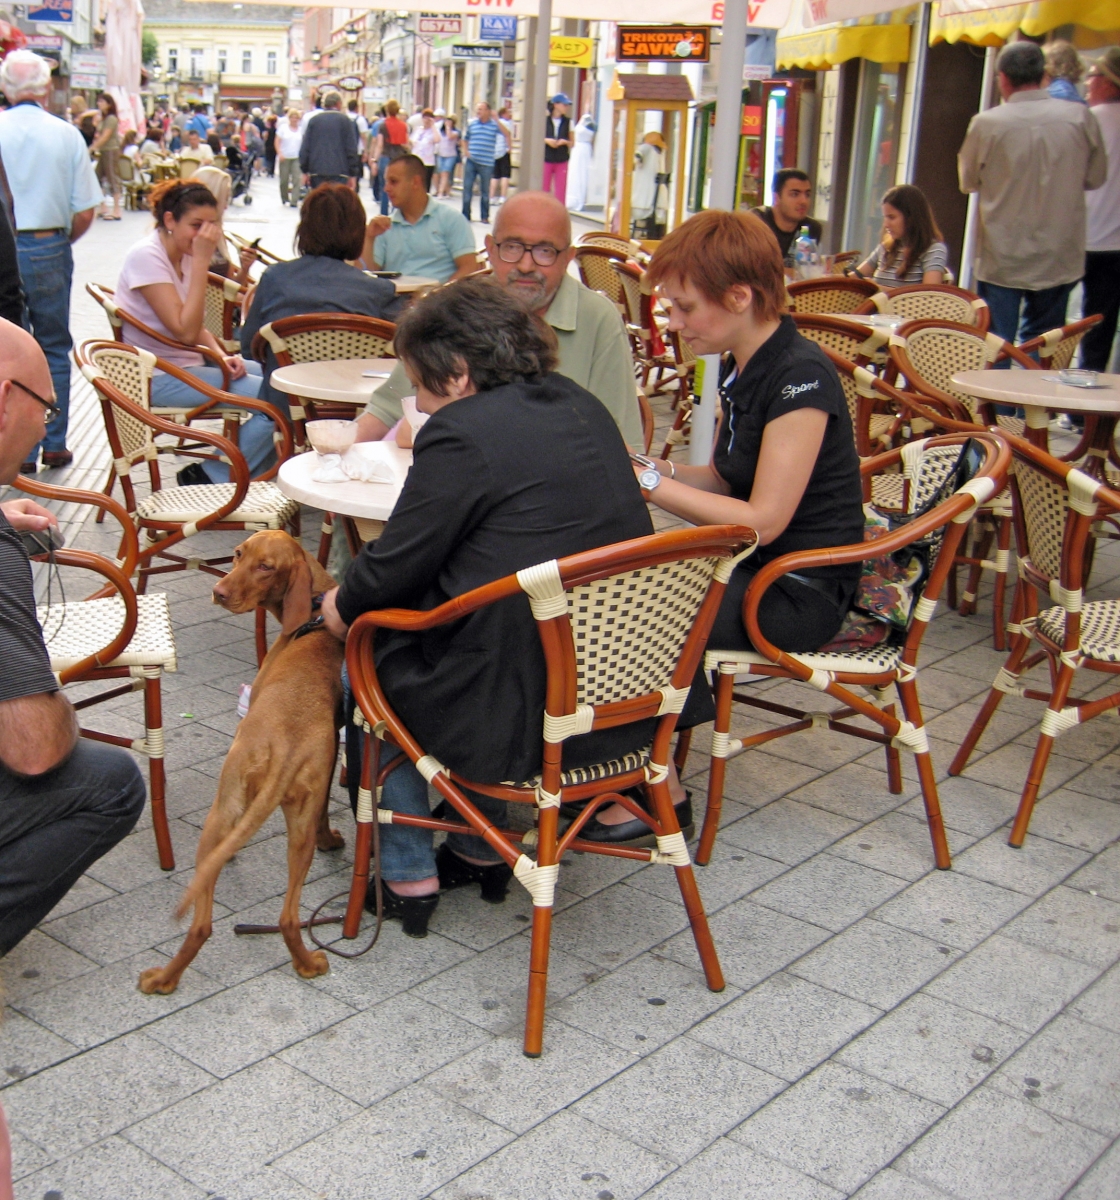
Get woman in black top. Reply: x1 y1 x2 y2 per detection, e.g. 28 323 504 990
320 278 654 934
641 208 865 653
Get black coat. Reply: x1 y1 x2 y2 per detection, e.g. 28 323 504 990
298 110 361 179
336 373 655 783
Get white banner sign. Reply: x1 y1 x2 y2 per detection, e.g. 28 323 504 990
70 50 107 89
801 0 913 24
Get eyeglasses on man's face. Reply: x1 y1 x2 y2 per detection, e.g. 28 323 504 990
495 240 567 267
10 379 61 424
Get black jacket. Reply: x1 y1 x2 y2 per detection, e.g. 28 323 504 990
0 151 24 327
298 110 360 178
337 373 655 784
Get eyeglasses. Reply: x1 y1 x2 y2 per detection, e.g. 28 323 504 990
495 240 567 267
10 379 61 424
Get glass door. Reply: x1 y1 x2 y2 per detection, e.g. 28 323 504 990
843 60 904 258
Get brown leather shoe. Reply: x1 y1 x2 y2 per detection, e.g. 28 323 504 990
19 460 36 475
40 450 73 468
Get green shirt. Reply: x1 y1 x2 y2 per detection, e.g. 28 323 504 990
364 273 642 447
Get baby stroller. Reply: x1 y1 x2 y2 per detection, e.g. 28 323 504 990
225 143 255 205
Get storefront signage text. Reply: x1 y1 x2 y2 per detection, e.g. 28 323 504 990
617 26 710 63
479 15 517 40
451 44 504 59
27 0 73 23
549 36 593 68
418 16 462 34
741 105 761 134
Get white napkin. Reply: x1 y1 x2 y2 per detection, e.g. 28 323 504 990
311 453 348 483
340 447 396 482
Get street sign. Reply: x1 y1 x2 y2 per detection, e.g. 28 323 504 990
549 36 593 68
418 15 461 34
336 75 364 90
617 25 710 62
743 63 775 80
70 50 107 89
451 44 503 60
25 33 64 50
27 0 73 23
479 15 517 39
741 105 761 135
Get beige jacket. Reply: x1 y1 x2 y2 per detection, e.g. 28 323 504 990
959 89 1107 290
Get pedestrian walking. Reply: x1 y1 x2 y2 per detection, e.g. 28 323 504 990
543 94 573 205
369 99 411 216
490 106 512 206
1046 41 1087 104
434 113 459 197
0 50 102 472
1082 47 1120 373
90 92 122 221
263 112 278 177
412 109 439 193
276 108 303 207
299 91 360 191
461 101 502 224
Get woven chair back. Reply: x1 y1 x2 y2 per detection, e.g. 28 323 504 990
83 343 156 460
891 322 1004 421
1021 316 1103 371
610 260 643 328
1012 457 1069 582
787 277 877 314
262 316 396 366
863 285 989 330
578 233 646 260
204 274 242 349
574 247 626 307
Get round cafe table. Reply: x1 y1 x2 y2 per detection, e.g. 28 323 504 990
386 274 438 295
951 369 1120 478
269 358 397 407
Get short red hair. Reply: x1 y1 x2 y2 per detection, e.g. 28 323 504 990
647 209 787 322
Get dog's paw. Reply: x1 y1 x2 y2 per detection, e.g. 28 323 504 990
316 827 345 851
138 967 179 995
295 950 330 979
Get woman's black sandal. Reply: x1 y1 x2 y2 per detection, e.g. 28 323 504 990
436 843 513 903
365 878 439 938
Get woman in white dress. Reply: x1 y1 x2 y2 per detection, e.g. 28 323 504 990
567 114 596 211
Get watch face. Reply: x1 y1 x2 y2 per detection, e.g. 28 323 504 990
639 468 661 491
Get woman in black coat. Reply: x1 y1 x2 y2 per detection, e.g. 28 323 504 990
322 278 654 935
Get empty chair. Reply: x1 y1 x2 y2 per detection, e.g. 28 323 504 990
858 284 991 331
786 277 878 315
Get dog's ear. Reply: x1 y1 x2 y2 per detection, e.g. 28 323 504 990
279 550 313 636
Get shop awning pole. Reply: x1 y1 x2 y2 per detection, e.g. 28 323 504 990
902 2 930 184
522 0 552 190
690 0 748 466
959 45 996 291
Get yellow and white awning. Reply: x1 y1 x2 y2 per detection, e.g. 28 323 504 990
932 0 1119 45
776 3 915 69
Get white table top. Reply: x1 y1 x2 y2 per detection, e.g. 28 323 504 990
269 358 398 405
951 370 1120 414
364 273 438 295
276 443 411 520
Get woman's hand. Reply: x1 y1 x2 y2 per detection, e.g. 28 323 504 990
321 587 348 641
238 247 258 276
223 354 248 380
192 220 222 264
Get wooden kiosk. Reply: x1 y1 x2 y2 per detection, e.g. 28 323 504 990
605 73 692 248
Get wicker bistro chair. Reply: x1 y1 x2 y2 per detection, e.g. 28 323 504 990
577 232 649 263
610 260 676 391
573 246 629 311
14 475 179 869
950 437 1120 846
658 330 698 460
227 229 287 269
857 284 991 332
205 272 246 353
699 431 1012 871
787 277 878 315
345 526 758 1056
116 154 152 211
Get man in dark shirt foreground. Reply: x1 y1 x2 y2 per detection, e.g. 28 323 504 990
0 318 144 955
751 168 823 264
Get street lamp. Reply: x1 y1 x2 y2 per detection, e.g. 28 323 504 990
310 47 321 64
345 24 359 46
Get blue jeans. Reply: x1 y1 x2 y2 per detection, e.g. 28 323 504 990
378 155 392 215
150 362 274 483
0 739 145 955
16 231 74 456
978 280 1076 353
461 160 493 222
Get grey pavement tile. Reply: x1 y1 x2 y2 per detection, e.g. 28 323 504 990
923 699 1040 753
836 992 1025 1107
551 951 742 1054
277 1084 512 1200
14 950 221 1050
681 774 756 834
41 876 233 966
1013 708 1120 761
0 930 97 1004
553 846 650 898
143 969 355 1078
1015 788 1120 854
125 1058 360 1193
425 1020 636 1134
897 774 1018 839
208 1166 322 1199
751 853 908 932
547 881 689 970
36 872 117 921
14 1135 206 1200
917 616 991 653
8 1129 51 1183
639 1139 844 1200
431 875 581 953
428 1107 674 1200
905 666 989 711
784 763 918 824
659 898 830 989
719 798 859 865
153 902 301 989
1065 1139 1120 1200
625 844 786 912
1063 752 1120 802
1068 843 1120 904
0 1009 77 1087
277 992 491 1106
897 1086 1106 1200
744 730 872 771
575 1036 783 1164
987 1014 1120 1137
952 829 1090 896
791 919 958 1009
83 820 200 893
730 1061 945 1194
162 717 240 769
3 1031 212 1159
831 812 972 881
1069 962 1120 1034
851 1168 958 1199
1001 885 1120 969
854 736 961 786
959 740 1085 797
691 972 880 1082
924 934 1099 1033
872 870 1031 951
709 746 825 807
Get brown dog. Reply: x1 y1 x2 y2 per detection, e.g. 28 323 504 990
139 531 345 994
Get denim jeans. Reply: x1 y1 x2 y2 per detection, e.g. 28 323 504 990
978 280 1076 351
0 740 145 956
16 231 74 456
150 362 274 483
378 155 392 215
461 159 493 222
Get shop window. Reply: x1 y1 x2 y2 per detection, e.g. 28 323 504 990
167 48 178 73
267 50 277 75
242 49 253 74
217 49 227 73
189 48 203 78
843 61 904 258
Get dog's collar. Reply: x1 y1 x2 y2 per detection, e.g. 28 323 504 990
290 592 327 640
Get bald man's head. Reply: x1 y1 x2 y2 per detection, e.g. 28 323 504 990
0 319 53 483
487 192 575 314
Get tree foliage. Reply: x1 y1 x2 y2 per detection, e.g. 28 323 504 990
142 28 159 67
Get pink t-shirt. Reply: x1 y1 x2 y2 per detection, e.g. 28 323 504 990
115 230 204 368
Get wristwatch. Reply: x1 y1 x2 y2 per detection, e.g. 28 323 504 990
630 453 664 493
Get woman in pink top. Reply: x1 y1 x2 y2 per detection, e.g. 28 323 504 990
115 178 271 485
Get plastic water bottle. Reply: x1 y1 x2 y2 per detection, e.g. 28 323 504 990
794 234 823 280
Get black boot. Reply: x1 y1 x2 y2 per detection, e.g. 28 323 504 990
436 843 512 903
176 462 211 487
365 878 438 938
579 793 694 847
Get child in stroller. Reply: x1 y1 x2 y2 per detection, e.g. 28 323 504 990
224 141 255 205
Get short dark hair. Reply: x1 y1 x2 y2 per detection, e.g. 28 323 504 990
386 153 427 183
393 277 558 398
998 41 1045 88
295 183 367 260
772 168 810 197
348 99 358 112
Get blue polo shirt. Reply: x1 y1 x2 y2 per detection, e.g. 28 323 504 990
0 102 102 231
463 117 500 167
372 198 476 283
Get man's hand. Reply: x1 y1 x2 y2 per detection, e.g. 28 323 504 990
302 173 311 187
0 691 78 777
1 499 57 533
365 216 392 240
321 587 348 641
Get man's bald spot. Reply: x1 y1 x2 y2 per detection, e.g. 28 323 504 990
0 318 47 386
493 191 571 246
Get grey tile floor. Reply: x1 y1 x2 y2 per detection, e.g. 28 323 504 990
1 182 1117 1200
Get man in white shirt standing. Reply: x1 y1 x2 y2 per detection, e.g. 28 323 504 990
1082 47 1120 372
0 50 102 472
959 41 1106 346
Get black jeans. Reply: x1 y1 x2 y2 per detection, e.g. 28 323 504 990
708 565 853 653
0 739 145 955
1082 250 1120 373
309 174 349 190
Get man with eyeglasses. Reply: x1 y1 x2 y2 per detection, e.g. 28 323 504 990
0 318 144 956
355 191 642 448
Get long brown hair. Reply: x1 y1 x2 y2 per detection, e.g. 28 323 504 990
881 185 942 280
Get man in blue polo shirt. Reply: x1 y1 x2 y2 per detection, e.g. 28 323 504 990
362 155 477 284
461 101 508 224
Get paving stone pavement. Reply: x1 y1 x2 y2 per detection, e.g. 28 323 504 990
1 180 1118 1199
